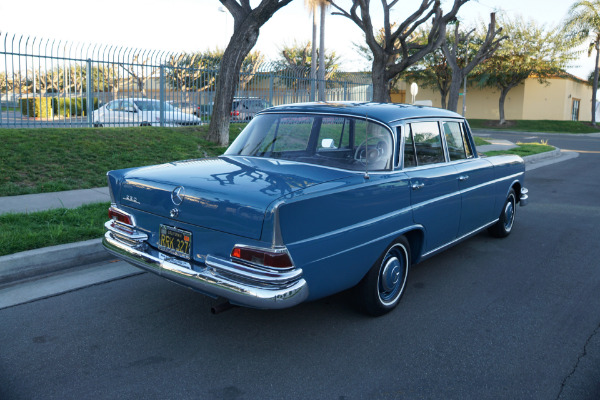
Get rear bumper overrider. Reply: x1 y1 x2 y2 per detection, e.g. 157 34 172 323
520 187 529 206
102 223 308 309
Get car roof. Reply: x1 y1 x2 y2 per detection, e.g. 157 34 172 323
260 101 464 125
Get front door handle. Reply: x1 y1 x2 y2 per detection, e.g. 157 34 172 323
411 183 425 190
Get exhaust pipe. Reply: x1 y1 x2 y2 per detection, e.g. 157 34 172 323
211 301 237 314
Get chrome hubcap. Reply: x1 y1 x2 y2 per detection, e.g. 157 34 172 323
377 244 408 305
381 257 401 292
504 197 515 231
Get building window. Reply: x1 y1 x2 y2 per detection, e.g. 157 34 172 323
572 98 580 121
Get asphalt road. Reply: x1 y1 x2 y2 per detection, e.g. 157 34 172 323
1 132 599 400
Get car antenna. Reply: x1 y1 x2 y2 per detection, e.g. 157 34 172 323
364 113 370 180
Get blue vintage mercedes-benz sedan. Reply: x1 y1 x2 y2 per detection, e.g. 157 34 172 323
102 102 528 316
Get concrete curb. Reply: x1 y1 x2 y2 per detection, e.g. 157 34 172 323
0 238 112 285
522 148 561 163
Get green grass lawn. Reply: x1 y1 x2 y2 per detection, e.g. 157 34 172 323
483 142 555 157
0 125 244 196
0 202 110 256
468 119 600 134
473 136 491 146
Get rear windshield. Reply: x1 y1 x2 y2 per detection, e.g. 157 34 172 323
225 113 393 171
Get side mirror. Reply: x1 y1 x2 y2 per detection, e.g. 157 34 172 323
321 138 336 149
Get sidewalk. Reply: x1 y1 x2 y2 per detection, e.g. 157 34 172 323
0 139 576 286
0 187 110 214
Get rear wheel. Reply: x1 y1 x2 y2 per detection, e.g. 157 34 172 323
357 237 410 316
489 188 516 238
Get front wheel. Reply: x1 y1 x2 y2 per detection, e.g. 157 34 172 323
489 188 516 238
357 237 410 316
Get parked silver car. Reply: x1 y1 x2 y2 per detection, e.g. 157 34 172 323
230 97 272 121
92 98 202 127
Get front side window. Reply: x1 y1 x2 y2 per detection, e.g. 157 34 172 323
106 100 120 111
225 114 393 171
122 100 135 112
133 100 175 112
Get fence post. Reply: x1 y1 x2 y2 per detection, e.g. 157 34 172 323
86 59 93 127
344 82 348 101
159 65 165 127
269 74 274 106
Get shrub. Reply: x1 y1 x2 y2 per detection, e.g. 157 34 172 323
20 98 54 118
52 97 100 117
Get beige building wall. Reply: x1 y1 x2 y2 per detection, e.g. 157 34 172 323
522 78 569 120
399 75 593 121
409 84 526 120
564 77 593 121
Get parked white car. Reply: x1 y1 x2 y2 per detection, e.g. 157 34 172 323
92 98 202 127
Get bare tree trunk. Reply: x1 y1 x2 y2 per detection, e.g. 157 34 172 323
310 12 317 101
439 88 448 109
592 41 599 125
371 58 391 102
443 14 504 114
318 3 326 101
498 87 510 125
446 75 463 112
207 22 260 146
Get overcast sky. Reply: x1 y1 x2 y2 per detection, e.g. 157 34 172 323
0 0 595 79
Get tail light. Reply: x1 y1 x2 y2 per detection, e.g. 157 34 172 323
231 245 293 269
231 110 240 117
108 206 134 233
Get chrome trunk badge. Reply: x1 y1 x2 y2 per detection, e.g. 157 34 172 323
170 208 180 218
123 195 140 204
171 186 185 206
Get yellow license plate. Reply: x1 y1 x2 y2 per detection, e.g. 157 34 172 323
158 225 192 259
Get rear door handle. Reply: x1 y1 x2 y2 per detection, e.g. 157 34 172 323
411 183 425 190
459 175 469 181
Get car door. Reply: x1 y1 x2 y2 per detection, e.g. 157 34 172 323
442 121 496 236
402 121 461 253
121 99 137 126
103 100 122 126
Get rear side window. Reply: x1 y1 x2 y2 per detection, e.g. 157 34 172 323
406 122 445 166
443 121 467 161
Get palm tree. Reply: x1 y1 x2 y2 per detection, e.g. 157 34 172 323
564 0 600 125
305 0 318 101
305 0 328 101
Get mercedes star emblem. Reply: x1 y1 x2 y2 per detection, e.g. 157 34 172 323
171 186 185 206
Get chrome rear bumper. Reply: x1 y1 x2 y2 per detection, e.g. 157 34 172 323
102 230 308 309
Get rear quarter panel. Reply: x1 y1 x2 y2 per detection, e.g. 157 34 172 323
274 173 416 301
483 154 526 215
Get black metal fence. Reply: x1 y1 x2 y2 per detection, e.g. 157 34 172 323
0 32 373 128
